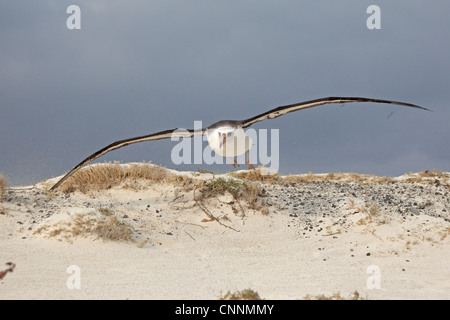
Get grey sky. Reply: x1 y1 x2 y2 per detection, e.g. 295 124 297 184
0 1 449 186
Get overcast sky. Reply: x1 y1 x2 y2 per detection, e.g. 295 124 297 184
0 1 449 186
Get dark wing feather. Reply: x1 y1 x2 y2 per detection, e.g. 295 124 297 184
241 97 430 128
50 128 205 190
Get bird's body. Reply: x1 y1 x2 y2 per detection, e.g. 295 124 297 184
205 120 252 157
50 96 430 191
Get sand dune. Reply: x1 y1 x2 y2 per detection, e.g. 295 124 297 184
1 164 449 299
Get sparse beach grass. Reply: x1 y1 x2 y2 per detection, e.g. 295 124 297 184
231 167 281 183
232 167 449 186
303 291 365 300
34 208 135 242
219 288 262 300
232 167 395 184
0 174 8 201
198 178 260 208
2 164 450 299
52 162 449 196
218 288 365 300
55 161 194 194
404 169 449 185
196 177 267 216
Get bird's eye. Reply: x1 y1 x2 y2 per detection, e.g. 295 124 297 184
227 132 233 137
218 132 221 137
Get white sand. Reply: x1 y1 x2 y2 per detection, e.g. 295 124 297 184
1 168 449 299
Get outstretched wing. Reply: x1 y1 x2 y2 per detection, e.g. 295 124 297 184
241 97 430 128
50 127 205 190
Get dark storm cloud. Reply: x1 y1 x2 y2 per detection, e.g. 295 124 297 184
0 1 449 185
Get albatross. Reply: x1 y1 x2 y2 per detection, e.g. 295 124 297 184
50 96 429 190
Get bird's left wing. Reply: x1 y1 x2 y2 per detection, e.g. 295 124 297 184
240 97 430 128
50 127 205 191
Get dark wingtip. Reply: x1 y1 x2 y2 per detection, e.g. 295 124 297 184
410 104 432 112
49 182 59 191
368 97 432 112
396 100 431 112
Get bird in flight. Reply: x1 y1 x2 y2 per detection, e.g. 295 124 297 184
50 96 430 190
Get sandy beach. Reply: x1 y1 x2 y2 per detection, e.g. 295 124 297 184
1 164 449 300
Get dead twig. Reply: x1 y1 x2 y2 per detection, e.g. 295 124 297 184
322 231 341 237
174 220 207 229
184 231 196 241
197 168 215 178
193 187 240 232
0 262 16 280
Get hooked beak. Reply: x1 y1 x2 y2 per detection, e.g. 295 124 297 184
219 133 227 148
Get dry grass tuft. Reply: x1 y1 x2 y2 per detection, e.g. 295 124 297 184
360 201 380 219
197 177 264 211
34 209 135 242
56 162 194 194
219 288 262 300
193 177 268 229
231 167 281 184
417 169 446 178
0 174 8 202
219 289 365 300
283 172 393 184
231 168 395 185
403 169 449 185
303 291 365 300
